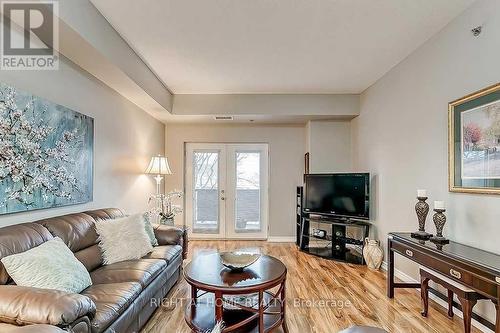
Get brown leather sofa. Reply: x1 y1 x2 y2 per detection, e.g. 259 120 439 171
0 208 187 333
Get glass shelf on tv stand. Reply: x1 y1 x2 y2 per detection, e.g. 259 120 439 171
305 215 370 226
299 214 369 264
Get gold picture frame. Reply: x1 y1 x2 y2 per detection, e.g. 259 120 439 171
449 83 500 194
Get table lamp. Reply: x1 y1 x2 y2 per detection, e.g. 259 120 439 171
145 155 172 195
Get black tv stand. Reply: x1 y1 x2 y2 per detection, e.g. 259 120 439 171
311 215 356 224
298 214 370 264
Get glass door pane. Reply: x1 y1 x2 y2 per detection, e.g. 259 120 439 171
226 144 268 239
185 143 226 239
192 151 219 233
235 151 261 232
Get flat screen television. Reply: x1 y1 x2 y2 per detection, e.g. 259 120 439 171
304 173 370 220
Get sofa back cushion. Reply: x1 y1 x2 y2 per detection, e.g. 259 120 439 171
37 209 125 272
37 213 98 252
0 223 53 285
37 213 102 271
84 208 124 222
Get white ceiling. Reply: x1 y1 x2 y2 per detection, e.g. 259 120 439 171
90 0 475 94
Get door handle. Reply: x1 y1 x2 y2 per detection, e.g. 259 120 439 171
221 197 225 201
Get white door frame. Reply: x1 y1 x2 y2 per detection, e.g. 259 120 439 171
185 143 269 240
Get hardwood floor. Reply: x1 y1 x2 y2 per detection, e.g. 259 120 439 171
142 240 479 333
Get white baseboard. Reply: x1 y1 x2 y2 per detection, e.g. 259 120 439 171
380 262 493 333
267 236 295 243
189 236 294 242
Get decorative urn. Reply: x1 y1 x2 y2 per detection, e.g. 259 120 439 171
363 238 383 270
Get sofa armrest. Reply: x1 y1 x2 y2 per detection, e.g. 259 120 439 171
0 286 95 327
153 225 183 245
153 225 188 259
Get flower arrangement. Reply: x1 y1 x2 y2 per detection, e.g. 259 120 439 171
148 190 183 224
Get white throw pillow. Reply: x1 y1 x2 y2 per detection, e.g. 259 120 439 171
1 237 92 293
95 214 153 265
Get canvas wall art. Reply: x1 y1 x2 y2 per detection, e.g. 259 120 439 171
449 83 500 194
0 83 93 215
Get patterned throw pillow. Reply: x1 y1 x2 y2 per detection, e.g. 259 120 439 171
95 214 153 265
1 237 92 293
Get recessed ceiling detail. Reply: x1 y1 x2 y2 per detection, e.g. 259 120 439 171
91 0 474 94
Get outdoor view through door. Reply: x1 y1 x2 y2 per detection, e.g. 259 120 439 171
235 151 261 232
185 143 269 239
192 151 219 232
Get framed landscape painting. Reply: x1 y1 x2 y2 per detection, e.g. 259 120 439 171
449 83 500 194
0 83 93 215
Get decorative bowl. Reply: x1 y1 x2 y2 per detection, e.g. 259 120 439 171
219 252 261 271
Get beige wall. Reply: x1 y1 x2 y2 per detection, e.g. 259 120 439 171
0 56 165 227
352 0 500 324
165 123 305 238
306 120 352 173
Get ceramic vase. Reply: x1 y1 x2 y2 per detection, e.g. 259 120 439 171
159 216 174 226
363 238 383 270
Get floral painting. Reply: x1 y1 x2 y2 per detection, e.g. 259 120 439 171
449 83 500 194
461 100 500 179
0 83 93 215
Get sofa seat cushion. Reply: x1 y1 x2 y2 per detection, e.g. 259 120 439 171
143 245 182 264
81 282 141 333
0 323 66 333
90 259 165 288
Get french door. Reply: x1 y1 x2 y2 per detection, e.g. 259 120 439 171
185 143 269 239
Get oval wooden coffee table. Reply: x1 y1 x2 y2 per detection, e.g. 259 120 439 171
184 253 288 333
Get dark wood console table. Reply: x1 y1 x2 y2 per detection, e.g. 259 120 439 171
387 232 500 332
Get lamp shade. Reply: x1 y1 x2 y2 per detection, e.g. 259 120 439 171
145 155 172 175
